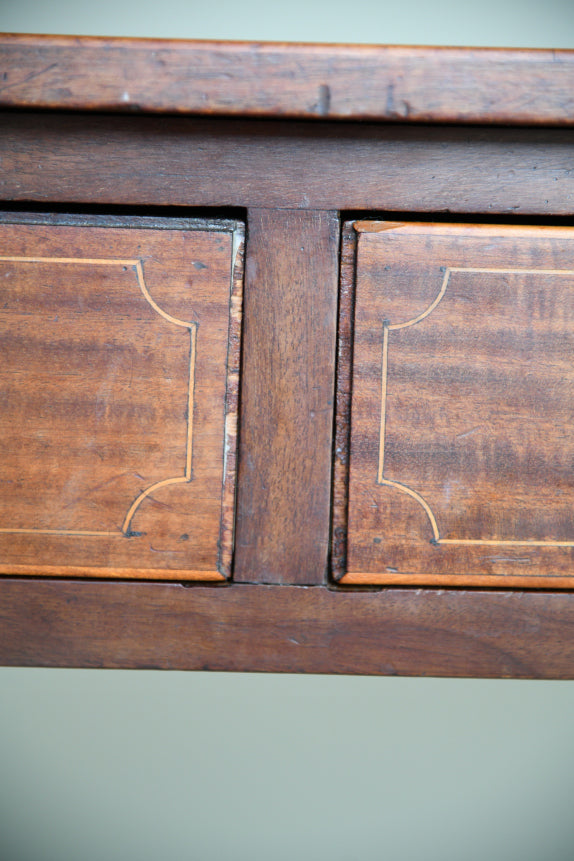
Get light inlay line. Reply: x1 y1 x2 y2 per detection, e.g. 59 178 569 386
0 254 197 539
377 264 574 548
0 528 121 536
377 322 389 484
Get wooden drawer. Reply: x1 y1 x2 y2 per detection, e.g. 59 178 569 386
0 215 243 581
335 220 574 589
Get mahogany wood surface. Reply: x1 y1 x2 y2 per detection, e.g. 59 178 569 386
1 37 574 676
0 35 573 126
340 222 574 589
0 216 243 580
2 578 574 678
1 114 573 215
332 222 356 580
234 209 339 585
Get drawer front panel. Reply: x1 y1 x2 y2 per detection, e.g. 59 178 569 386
0 217 243 580
337 221 574 588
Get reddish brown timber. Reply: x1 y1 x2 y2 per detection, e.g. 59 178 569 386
234 209 339 584
332 222 356 580
0 216 243 580
1 579 574 677
340 222 574 589
0 36 573 126
1 114 573 215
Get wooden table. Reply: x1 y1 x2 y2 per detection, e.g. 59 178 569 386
1 35 574 676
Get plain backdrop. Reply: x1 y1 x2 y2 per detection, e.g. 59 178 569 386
1 1 574 860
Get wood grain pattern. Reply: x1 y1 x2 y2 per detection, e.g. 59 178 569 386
2 578 574 678
341 221 574 587
2 113 573 214
0 217 243 580
0 35 573 126
1 38 574 677
332 222 356 579
234 209 339 584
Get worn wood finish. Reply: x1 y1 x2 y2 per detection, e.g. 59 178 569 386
1 35 573 126
341 222 574 588
1 36 574 677
0 216 243 580
2 578 574 678
2 113 574 215
332 222 356 580
234 209 339 584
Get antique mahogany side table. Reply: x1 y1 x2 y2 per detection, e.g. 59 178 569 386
1 35 574 676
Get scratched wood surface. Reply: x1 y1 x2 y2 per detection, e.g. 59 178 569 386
0 217 243 579
2 37 574 677
340 221 574 588
2 579 574 678
0 35 573 126
2 113 574 215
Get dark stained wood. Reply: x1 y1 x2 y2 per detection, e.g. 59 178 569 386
342 221 574 588
0 216 243 580
1 35 573 126
2 113 574 215
234 209 339 584
2 578 574 678
1 37 574 677
332 222 356 580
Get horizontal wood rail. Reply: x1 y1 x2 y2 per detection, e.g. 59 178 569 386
1 578 574 677
0 35 573 125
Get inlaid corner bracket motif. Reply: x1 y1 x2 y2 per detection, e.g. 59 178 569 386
377 265 574 549
0 255 198 539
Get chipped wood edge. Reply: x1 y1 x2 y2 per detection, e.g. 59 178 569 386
331 222 357 580
218 223 244 578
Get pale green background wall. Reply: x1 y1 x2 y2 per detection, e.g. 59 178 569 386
2 0 574 45
1 2 574 860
